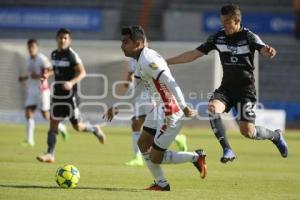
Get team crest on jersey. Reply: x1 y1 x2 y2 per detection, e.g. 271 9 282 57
149 62 158 70
227 45 237 55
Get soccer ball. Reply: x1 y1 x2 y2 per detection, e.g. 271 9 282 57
55 165 80 188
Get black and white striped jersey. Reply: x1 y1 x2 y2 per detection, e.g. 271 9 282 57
51 47 83 96
197 27 266 91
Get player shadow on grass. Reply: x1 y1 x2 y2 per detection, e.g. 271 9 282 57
0 184 141 192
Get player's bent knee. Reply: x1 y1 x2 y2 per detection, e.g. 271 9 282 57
149 154 163 164
240 128 253 138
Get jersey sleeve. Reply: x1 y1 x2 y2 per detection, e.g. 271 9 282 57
70 49 83 65
134 68 142 79
142 51 167 80
143 61 166 80
159 71 187 110
247 31 266 51
40 54 51 69
196 34 216 54
127 59 136 73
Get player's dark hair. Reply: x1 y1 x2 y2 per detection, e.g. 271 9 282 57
27 38 38 46
56 28 71 37
221 4 241 19
121 26 146 42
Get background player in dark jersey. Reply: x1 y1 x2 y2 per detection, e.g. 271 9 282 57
37 28 106 163
166 4 288 163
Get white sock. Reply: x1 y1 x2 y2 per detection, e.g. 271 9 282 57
58 123 67 134
26 118 35 144
162 150 198 164
132 131 141 156
142 152 168 186
174 134 180 141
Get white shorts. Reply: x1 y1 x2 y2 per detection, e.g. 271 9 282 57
25 88 50 111
153 110 183 150
143 105 163 130
143 105 184 150
132 94 153 118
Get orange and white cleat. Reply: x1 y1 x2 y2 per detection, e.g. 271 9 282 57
36 153 55 163
193 149 207 179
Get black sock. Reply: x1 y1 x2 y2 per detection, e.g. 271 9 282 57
47 130 58 155
209 113 231 151
254 126 280 141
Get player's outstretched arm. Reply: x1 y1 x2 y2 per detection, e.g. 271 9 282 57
260 45 276 59
166 49 204 65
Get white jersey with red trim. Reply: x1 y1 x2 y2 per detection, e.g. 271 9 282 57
128 58 151 102
128 58 137 73
26 53 51 92
136 47 181 116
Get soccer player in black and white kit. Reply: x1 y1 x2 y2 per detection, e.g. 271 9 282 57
36 28 106 163
167 4 288 163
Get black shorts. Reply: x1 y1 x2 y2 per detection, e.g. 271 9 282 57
51 94 82 125
210 87 257 123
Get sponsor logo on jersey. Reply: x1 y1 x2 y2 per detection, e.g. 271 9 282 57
227 45 238 55
149 62 158 70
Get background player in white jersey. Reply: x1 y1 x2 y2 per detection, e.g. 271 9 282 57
18 39 68 147
104 26 207 191
124 57 188 167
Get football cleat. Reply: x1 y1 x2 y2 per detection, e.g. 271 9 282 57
272 129 288 158
21 140 34 147
36 153 55 163
193 149 207 179
94 125 106 144
145 181 170 191
125 155 144 166
175 134 188 152
220 148 236 163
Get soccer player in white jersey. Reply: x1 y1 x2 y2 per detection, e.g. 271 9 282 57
104 26 207 191
18 39 68 147
124 57 188 167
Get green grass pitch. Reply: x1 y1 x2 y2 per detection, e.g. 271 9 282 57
0 123 299 200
